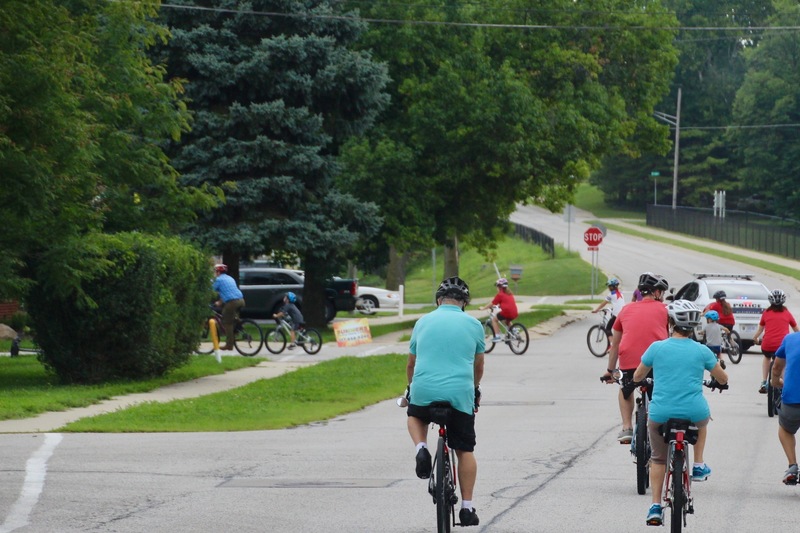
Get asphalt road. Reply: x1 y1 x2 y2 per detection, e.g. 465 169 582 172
3 205 800 532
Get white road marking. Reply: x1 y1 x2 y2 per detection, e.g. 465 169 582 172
0 433 63 533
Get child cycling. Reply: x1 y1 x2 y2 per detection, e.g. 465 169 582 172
273 292 305 350
479 278 519 343
702 310 726 369
593 278 626 332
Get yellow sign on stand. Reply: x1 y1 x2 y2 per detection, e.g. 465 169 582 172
333 319 373 347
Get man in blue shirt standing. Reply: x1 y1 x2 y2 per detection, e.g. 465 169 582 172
405 276 485 527
772 331 800 484
212 264 245 350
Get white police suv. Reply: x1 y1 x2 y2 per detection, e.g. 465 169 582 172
671 273 771 351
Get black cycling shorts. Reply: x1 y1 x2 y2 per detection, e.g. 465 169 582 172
407 403 476 452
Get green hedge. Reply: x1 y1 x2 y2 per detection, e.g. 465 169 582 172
27 233 210 383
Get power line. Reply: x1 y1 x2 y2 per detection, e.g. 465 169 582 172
150 2 800 33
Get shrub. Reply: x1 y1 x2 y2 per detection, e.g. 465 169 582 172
27 233 211 383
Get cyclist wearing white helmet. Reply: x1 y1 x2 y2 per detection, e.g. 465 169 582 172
634 299 728 526
603 272 669 444
479 277 519 343
212 264 245 350
406 276 484 526
592 278 626 333
754 289 799 393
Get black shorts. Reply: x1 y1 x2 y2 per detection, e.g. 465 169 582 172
407 403 476 452
620 368 653 400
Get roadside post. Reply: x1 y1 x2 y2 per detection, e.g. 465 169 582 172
584 226 604 299
509 265 523 293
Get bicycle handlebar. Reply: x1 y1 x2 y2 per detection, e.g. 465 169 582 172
703 378 729 393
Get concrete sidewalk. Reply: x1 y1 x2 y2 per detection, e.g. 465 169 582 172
0 307 586 434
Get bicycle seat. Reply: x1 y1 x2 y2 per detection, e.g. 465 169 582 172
659 418 699 444
428 401 453 426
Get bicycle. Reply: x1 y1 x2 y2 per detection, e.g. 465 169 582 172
657 379 727 533
197 306 263 356
587 308 612 357
482 307 529 355
426 402 460 533
721 328 742 364
264 317 322 355
601 371 652 494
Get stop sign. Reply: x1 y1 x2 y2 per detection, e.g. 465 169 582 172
584 227 604 246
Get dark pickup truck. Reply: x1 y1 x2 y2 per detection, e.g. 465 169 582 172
238 267 358 323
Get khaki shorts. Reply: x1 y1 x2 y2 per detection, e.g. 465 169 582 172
648 418 709 465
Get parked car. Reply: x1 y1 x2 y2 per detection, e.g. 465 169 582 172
670 273 771 351
356 286 400 315
238 267 358 323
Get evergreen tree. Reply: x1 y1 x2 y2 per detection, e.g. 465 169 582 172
159 1 389 324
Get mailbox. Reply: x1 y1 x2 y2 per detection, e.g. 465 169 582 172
509 265 523 282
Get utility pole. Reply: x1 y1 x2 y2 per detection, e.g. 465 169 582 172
654 87 682 210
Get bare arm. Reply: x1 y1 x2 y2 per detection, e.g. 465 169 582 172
633 362 651 383
473 353 485 387
772 357 786 388
604 329 622 374
406 354 416 385
709 363 728 384
753 325 764 344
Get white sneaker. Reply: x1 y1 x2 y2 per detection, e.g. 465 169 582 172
491 336 502 343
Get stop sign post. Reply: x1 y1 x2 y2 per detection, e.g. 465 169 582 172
584 226 604 299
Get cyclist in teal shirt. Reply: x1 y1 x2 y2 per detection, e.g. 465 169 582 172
634 299 728 526
405 276 485 527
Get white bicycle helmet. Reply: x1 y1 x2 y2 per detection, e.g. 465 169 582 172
769 289 787 306
667 299 702 329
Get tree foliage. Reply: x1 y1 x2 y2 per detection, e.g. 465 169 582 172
1 0 213 302
592 0 775 209
158 0 389 325
341 0 679 276
730 0 800 217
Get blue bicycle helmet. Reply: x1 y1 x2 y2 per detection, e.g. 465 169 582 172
704 310 719 321
286 291 297 303
607 278 620 288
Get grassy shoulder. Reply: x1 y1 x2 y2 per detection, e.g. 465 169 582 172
59 355 408 432
0 355 262 421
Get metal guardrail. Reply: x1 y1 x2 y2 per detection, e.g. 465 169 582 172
514 223 555 258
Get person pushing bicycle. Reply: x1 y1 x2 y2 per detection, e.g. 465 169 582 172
272 291 304 350
479 277 518 343
405 276 485 527
212 264 245 351
633 300 728 526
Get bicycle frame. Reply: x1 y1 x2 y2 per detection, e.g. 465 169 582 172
663 422 695 532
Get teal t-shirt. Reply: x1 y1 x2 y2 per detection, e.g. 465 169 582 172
642 337 718 423
409 305 485 415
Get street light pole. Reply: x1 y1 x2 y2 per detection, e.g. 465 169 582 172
654 86 682 210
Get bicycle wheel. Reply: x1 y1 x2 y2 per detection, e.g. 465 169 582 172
507 324 530 355
635 403 650 495
483 322 496 354
264 327 287 354
301 328 322 354
727 330 742 364
587 325 610 357
768 359 776 418
234 319 263 356
670 448 685 533
197 319 216 354
435 437 451 533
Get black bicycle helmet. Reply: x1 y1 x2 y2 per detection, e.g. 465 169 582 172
769 289 787 306
435 276 471 303
712 290 727 300
638 272 669 294
667 299 702 329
